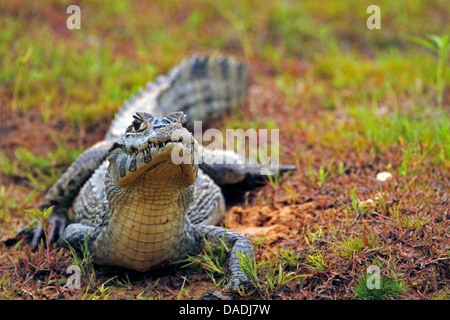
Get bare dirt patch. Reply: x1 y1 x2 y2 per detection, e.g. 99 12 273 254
227 203 318 248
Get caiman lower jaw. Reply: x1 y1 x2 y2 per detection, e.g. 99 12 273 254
109 141 197 187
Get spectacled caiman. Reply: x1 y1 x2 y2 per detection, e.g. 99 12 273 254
16 55 295 291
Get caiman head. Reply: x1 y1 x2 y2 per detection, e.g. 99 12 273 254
107 111 198 187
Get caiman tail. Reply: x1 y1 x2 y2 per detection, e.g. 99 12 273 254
105 55 249 141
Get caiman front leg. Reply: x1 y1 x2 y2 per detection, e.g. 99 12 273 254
57 223 97 253
16 140 112 249
191 224 255 291
199 146 296 187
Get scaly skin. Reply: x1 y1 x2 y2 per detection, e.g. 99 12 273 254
61 111 252 289
17 55 293 291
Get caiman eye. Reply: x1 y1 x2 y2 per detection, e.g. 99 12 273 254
126 117 147 133
181 115 187 128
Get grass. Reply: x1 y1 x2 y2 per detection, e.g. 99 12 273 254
180 237 229 289
305 251 329 271
64 230 96 288
183 236 309 299
409 34 449 108
353 268 405 300
0 0 448 300
81 276 117 300
236 249 309 299
25 207 54 266
336 234 378 259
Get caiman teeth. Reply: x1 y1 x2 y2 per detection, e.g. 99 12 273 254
129 140 179 159
148 140 172 152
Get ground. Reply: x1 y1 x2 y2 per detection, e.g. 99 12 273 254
0 1 449 300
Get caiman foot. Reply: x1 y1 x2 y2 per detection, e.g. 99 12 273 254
13 207 68 251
